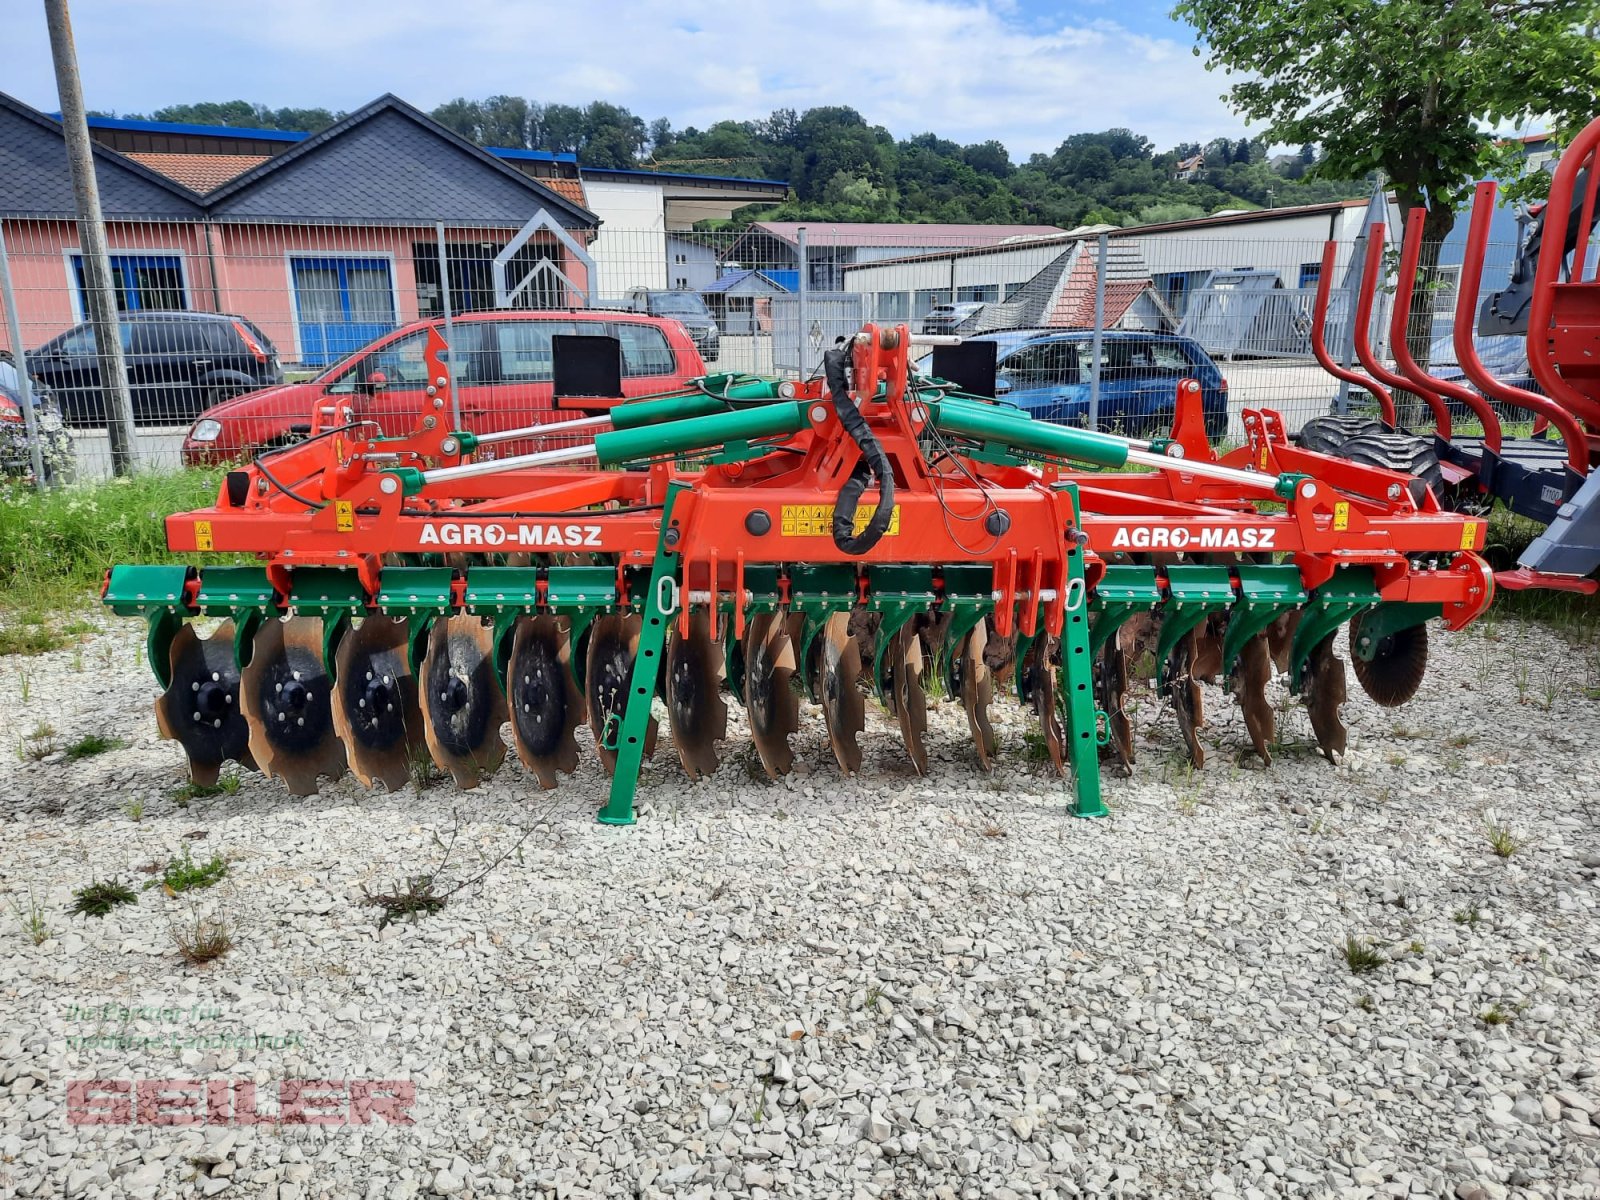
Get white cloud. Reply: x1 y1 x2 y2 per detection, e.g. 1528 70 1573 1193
1 0 1250 158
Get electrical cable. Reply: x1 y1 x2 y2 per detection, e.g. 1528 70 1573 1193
823 346 896 555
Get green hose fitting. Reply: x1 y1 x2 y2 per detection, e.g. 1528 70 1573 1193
1275 472 1309 501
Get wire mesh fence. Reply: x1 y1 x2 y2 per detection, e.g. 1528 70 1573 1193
0 211 1533 482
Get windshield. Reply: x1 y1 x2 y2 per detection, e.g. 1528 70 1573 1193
650 293 707 316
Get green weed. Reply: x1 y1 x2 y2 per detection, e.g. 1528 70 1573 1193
8 890 51 945
1478 1003 1512 1027
68 878 138 919
65 733 126 761
174 916 234 965
145 847 229 895
1340 935 1385 975
1485 820 1520 859
1454 903 1482 928
19 721 58 761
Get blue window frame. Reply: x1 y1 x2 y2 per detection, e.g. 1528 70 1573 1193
1298 262 1322 288
72 253 186 314
291 256 397 366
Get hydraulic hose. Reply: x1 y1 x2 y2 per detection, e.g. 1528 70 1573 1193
823 346 895 554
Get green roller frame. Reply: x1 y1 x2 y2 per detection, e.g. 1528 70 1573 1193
1349 602 1442 661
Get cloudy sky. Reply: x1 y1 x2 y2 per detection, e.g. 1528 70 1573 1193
2 0 1248 157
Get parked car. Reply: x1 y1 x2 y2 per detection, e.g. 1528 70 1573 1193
181 311 706 466
1426 330 1537 397
944 329 1230 439
625 289 720 362
30 311 282 429
0 354 75 484
918 302 987 335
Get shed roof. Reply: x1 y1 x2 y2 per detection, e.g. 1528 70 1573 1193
125 152 270 193
751 221 1064 248
702 269 789 294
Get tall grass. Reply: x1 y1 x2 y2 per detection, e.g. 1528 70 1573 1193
0 471 224 614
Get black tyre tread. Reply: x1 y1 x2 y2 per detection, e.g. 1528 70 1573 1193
1294 415 1384 455
1335 431 1444 495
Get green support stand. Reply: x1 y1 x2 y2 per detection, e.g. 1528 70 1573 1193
598 481 688 826
1059 486 1107 818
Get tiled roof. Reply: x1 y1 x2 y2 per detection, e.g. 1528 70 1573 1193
539 177 587 206
126 152 270 193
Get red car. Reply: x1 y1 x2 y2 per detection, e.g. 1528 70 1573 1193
181 311 706 465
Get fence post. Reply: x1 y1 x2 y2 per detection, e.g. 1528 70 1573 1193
796 226 808 378
435 222 462 432
45 0 138 476
1088 233 1108 432
0 226 47 487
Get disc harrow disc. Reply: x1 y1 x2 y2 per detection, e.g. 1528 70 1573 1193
666 612 728 781
1234 632 1276 766
743 612 800 779
1022 635 1065 776
1097 636 1133 772
419 615 507 789
1303 632 1349 763
331 616 423 792
240 616 348 796
1349 615 1429 708
889 625 929 775
819 612 865 775
957 622 996 771
507 615 585 789
585 613 657 776
1164 628 1207 768
155 619 256 788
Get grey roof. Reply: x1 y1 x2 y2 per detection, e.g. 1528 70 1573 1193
0 91 205 217
204 95 596 227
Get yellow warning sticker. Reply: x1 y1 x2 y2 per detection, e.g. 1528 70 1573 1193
1258 445 1270 470
780 503 901 538
1332 501 1350 531
194 520 213 551
1461 522 1478 550
335 500 354 532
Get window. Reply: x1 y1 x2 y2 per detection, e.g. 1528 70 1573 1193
1000 340 1082 388
674 252 688 264
292 257 398 365
1298 262 1322 289
1004 281 1028 301
494 321 581 383
914 289 952 314
130 321 209 357
611 322 676 377
957 285 999 304
875 292 910 321
675 277 688 289
1154 270 1209 318
71 253 186 314
324 325 488 393
55 323 133 356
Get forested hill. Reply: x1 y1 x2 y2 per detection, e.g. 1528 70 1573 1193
108 98 1371 228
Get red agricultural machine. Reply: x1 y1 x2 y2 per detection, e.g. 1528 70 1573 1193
1296 111 1600 589
103 308 1495 819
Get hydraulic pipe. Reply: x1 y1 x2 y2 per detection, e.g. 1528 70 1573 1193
421 443 598 482
1310 240 1396 426
1390 208 1502 453
455 390 759 451
594 401 809 467
1454 181 1588 475
1351 226 1452 435
1526 119 1600 430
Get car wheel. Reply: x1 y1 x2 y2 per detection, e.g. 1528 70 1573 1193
206 383 247 410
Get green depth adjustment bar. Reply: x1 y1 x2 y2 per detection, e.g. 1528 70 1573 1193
1058 483 1107 818
598 480 689 826
1290 567 1382 691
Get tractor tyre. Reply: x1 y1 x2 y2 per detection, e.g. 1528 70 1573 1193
1334 430 1445 499
1294 414 1385 456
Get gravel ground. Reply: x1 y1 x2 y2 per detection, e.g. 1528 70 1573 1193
1 611 1598 1200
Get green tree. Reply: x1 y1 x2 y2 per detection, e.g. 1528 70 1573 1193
1174 0 1600 398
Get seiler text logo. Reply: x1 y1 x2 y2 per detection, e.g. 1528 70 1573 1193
1109 526 1276 551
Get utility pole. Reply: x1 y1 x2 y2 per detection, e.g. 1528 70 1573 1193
44 0 137 475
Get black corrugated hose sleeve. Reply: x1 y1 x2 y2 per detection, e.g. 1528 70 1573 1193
824 346 895 554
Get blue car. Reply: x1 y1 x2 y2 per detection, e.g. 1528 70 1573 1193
961 329 1229 440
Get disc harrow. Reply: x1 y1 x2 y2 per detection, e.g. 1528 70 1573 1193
104 321 1495 821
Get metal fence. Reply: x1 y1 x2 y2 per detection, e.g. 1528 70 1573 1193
0 213 1529 482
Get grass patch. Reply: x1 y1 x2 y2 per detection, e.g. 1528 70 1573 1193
65 733 127 761
174 916 233 965
1485 820 1521 859
1340 935 1385 975
68 878 138 919
0 469 228 623
18 721 58 761
145 847 228 895
171 770 242 807
362 874 447 929
1478 1002 1513 1027
1454 903 1483 927
8 890 51 945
